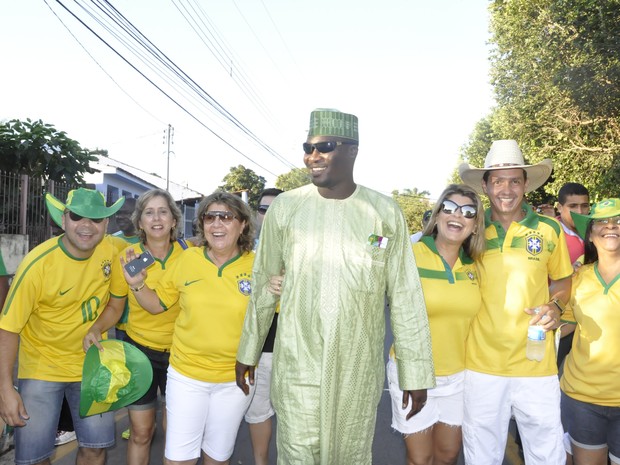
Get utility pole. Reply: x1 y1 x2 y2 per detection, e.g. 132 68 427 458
163 124 174 191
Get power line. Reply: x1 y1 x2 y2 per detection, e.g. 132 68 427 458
42 0 167 126
173 0 283 134
96 0 295 169
49 0 295 175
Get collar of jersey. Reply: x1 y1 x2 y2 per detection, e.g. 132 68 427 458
484 201 539 232
419 235 474 265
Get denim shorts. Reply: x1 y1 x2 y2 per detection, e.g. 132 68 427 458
561 392 620 460
15 379 115 465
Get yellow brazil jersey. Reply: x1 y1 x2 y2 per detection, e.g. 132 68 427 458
155 247 254 383
413 237 481 376
466 203 573 377
560 263 620 406
390 237 481 375
117 241 189 351
0 235 124 381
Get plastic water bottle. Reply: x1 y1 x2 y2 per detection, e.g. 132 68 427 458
526 308 546 361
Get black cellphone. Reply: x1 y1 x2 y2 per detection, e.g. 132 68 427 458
124 251 155 277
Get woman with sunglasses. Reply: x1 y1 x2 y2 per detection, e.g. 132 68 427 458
559 199 620 465
120 191 255 465
387 184 485 465
83 188 188 465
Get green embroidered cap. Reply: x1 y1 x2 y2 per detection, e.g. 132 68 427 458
308 108 359 141
571 198 620 239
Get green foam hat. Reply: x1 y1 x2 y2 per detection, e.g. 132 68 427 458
571 198 620 240
80 340 153 417
308 108 359 141
45 188 125 228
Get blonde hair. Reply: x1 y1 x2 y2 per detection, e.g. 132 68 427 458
422 184 486 261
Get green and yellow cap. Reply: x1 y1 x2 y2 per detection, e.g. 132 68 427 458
45 188 125 228
308 108 359 141
80 340 152 417
571 198 620 239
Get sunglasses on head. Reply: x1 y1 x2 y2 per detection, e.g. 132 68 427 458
441 199 477 219
202 211 237 225
257 205 269 215
302 140 357 154
66 211 105 223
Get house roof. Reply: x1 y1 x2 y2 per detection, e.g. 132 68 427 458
88 155 205 201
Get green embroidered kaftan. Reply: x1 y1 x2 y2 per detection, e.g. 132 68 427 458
237 184 434 465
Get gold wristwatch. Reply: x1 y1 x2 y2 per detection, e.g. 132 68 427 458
551 298 565 315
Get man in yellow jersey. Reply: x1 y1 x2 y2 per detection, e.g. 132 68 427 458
459 140 572 465
236 109 435 465
0 188 125 465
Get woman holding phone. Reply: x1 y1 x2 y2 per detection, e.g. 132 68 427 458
84 188 187 465
121 191 255 465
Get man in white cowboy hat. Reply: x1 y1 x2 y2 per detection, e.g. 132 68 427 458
458 140 573 465
0 188 127 465
236 109 434 465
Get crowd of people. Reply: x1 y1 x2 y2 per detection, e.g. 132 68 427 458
0 108 618 465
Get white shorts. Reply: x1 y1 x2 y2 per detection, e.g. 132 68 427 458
387 358 464 435
164 366 255 462
462 370 565 465
245 352 275 424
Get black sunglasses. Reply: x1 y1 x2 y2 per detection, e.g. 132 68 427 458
302 140 357 155
441 199 477 219
202 211 238 225
257 205 269 215
66 211 105 223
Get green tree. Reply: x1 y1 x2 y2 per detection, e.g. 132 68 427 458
392 188 432 235
488 0 620 199
0 118 96 184
275 167 311 191
219 165 266 209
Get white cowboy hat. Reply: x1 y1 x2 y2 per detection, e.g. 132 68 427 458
458 140 553 194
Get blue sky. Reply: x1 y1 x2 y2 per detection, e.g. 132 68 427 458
1 0 494 199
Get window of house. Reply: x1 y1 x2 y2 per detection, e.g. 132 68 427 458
184 204 196 238
107 186 119 204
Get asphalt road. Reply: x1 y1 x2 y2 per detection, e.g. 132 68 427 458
1 394 523 465
0 307 524 465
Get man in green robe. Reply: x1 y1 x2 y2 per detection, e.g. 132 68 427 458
236 109 435 465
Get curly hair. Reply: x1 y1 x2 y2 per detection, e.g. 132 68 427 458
195 191 255 253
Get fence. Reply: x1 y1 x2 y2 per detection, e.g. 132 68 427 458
0 171 77 250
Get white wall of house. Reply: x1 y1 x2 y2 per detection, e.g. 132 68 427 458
85 158 203 239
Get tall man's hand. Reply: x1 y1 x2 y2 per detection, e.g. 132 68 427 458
235 361 255 395
402 389 427 420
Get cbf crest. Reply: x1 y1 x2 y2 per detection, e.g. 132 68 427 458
236 272 252 296
525 231 543 256
101 259 112 281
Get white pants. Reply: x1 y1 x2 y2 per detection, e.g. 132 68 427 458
244 352 275 423
462 370 565 465
164 367 255 462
